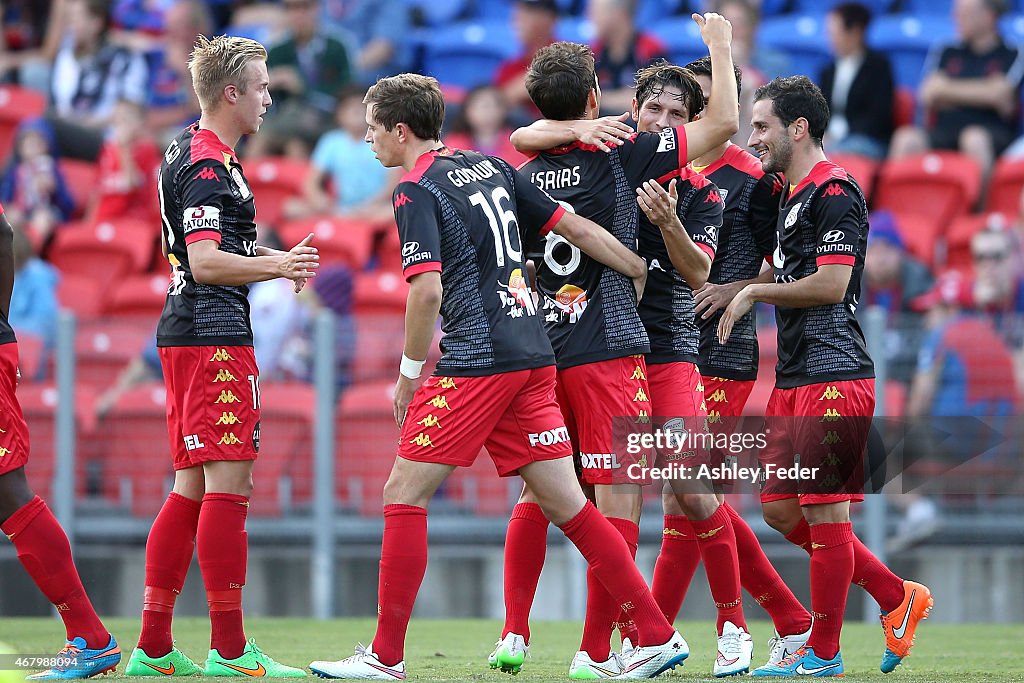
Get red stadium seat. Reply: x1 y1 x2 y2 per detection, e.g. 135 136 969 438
377 226 403 273
98 382 173 515
57 159 100 218
352 312 405 383
76 318 153 389
336 381 399 515
279 216 383 270
18 383 98 502
0 85 46 162
891 213 943 267
892 87 915 129
946 212 1011 271
106 273 170 319
49 222 150 289
873 152 981 229
830 153 879 202
244 157 312 228
15 332 45 381
353 270 409 314
986 156 1024 215
57 274 106 318
257 382 316 516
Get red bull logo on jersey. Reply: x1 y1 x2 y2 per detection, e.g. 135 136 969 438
552 284 588 323
497 268 537 317
528 426 570 448
183 205 221 234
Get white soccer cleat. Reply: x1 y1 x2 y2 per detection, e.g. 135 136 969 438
614 631 689 679
488 632 529 675
713 621 753 677
764 626 811 667
309 645 406 680
568 651 623 679
619 638 635 659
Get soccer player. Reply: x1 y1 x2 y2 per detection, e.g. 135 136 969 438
307 72 688 681
0 208 119 680
494 16 742 678
718 75 933 677
125 35 312 678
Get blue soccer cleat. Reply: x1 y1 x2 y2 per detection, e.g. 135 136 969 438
751 646 843 677
26 635 121 679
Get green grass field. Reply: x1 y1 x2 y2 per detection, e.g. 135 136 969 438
2 618 1023 682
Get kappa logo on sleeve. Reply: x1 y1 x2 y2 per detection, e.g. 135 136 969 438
193 166 219 181
394 192 413 209
183 206 221 233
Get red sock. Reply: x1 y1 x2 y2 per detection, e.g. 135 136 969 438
197 493 249 660
580 517 638 661
724 503 810 636
650 515 699 624
559 502 673 647
805 522 854 660
372 505 428 667
784 517 812 555
139 493 201 657
691 504 745 633
852 536 904 612
502 502 548 642
2 497 108 648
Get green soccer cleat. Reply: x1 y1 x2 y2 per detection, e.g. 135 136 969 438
124 646 202 677
487 633 528 675
204 640 306 677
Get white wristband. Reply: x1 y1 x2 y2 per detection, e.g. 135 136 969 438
400 354 425 380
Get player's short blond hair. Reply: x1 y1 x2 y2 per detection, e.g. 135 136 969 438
188 35 268 112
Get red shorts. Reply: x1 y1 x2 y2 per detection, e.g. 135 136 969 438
398 365 572 476
759 378 874 505
159 345 261 470
556 355 653 485
0 342 30 476
702 376 756 418
647 362 711 471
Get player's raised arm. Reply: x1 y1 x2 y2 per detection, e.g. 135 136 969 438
680 13 738 162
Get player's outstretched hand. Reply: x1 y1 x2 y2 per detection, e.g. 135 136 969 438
575 113 634 152
637 178 678 229
694 280 746 319
280 232 318 291
717 285 754 344
394 375 416 427
694 12 731 49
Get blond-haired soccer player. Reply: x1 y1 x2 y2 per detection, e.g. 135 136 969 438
125 35 315 677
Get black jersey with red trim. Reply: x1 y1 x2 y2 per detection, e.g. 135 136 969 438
695 145 781 380
156 124 257 347
0 206 14 345
638 165 720 365
393 147 561 376
519 126 688 369
773 160 874 388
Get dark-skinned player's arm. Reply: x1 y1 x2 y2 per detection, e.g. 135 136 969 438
509 12 738 159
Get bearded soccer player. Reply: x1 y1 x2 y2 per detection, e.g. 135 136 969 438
718 76 933 677
0 209 119 680
125 35 314 678
307 72 689 681
495 16 741 679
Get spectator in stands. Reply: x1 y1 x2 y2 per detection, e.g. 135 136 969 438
91 99 160 224
0 121 74 249
109 0 176 52
320 0 411 85
588 0 666 114
494 0 558 119
890 0 1022 182
9 224 59 369
249 0 353 159
142 0 209 143
860 211 933 384
48 0 149 161
445 84 528 166
969 226 1024 354
283 85 396 222
0 0 61 88
819 2 894 160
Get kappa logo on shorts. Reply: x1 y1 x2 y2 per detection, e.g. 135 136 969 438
528 426 570 448
631 366 646 381
210 348 235 362
0 446 10 457
418 414 442 429
216 412 242 425
709 389 728 403
636 410 650 424
695 380 705 393
212 369 238 382
821 408 842 422
410 432 434 447
821 431 842 445
218 432 244 445
215 390 242 404
427 395 452 410
707 410 722 424
633 386 649 402
822 473 841 488
824 452 842 466
818 385 846 400
435 377 457 389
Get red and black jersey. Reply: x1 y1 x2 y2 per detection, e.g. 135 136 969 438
0 206 14 346
638 166 720 365
394 147 561 377
156 124 257 347
696 145 781 380
518 127 688 369
773 160 874 388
